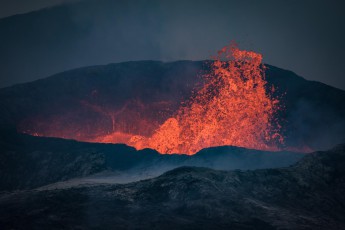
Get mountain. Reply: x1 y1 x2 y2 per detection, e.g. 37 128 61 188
0 130 303 191
0 143 344 229
1 59 344 229
0 61 344 151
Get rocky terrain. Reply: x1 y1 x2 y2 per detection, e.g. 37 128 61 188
1 41 344 230
1 2 345 229
0 130 303 191
0 144 344 229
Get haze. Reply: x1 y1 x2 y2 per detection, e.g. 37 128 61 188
0 0 344 90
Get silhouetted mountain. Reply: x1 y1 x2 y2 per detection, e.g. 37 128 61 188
0 143 344 229
0 130 303 191
0 61 344 151
0 0 200 88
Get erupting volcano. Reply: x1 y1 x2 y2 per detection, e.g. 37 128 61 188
19 44 284 155
129 44 283 154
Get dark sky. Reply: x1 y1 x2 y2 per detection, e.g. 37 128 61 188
1 0 345 90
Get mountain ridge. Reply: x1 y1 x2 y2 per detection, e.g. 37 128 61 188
1 60 344 151
0 131 304 191
0 143 344 229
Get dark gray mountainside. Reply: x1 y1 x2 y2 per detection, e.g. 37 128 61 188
0 61 344 151
0 130 303 191
0 143 344 230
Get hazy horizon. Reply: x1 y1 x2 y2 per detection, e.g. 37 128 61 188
1 0 345 90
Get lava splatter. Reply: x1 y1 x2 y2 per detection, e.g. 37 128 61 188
129 44 283 154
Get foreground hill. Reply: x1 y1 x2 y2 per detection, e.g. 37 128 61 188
0 144 344 229
0 130 303 191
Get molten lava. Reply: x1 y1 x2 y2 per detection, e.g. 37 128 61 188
129 44 283 154
20 44 284 155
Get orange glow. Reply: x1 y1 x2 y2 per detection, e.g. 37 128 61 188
19 44 284 155
129 44 283 154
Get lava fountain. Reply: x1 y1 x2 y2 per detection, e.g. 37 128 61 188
129 44 283 154
19 44 284 155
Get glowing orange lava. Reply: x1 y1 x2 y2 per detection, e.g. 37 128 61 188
19 44 284 155
129 44 283 154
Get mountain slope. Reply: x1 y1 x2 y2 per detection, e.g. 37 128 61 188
0 144 344 229
0 61 344 151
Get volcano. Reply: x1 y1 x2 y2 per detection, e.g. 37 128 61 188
1 47 344 154
1 40 345 230
128 45 283 154
1 1 345 229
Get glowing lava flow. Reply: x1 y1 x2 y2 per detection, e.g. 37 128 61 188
19 44 284 155
129 44 283 154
